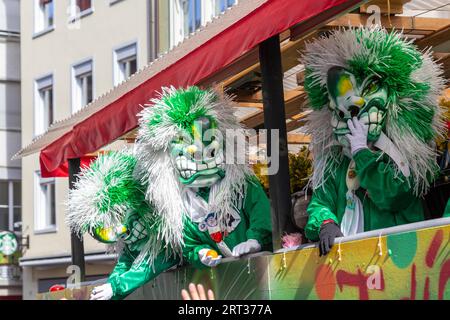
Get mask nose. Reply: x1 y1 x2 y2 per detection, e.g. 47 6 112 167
186 144 203 161
340 96 365 119
348 105 360 118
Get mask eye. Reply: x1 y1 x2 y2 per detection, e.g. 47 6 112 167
362 80 380 96
172 136 185 144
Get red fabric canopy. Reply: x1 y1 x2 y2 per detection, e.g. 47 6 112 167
40 0 363 177
41 156 96 178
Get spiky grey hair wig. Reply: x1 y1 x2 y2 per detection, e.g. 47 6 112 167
302 27 446 196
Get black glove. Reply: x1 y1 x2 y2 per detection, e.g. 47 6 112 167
318 222 343 256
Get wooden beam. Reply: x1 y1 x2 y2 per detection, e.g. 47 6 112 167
289 0 365 41
436 53 450 79
241 92 306 128
286 111 311 132
120 128 138 142
237 102 263 109
237 88 303 103
291 110 312 121
360 0 411 14
297 71 305 86
286 118 308 132
280 32 318 75
287 133 311 144
327 13 450 32
415 25 450 50
236 90 263 103
222 31 318 91
257 133 311 145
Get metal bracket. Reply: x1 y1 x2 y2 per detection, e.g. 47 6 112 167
20 234 30 250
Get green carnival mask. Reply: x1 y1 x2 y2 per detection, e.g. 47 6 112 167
90 224 127 244
90 211 148 249
327 66 388 144
170 116 225 187
303 27 445 196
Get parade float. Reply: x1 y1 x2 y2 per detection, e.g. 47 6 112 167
15 0 450 300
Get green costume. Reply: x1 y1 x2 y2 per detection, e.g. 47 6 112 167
306 149 424 241
302 28 445 241
67 87 272 299
444 200 450 218
108 248 178 300
183 178 272 269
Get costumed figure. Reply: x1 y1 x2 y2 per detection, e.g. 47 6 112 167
67 86 272 300
302 28 446 255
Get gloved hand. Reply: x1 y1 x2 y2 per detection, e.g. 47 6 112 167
346 117 369 155
90 283 113 300
318 222 343 256
198 249 222 267
232 239 261 257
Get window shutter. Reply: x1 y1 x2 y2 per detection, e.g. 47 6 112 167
116 44 137 62
77 0 92 12
37 75 53 91
74 60 92 77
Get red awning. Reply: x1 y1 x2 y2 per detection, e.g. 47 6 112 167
39 0 363 177
40 156 96 178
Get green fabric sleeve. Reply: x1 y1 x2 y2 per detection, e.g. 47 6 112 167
243 179 273 249
353 148 416 211
107 249 178 300
305 174 339 242
444 199 450 218
182 224 213 270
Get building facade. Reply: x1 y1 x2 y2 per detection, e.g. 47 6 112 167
0 0 21 300
19 0 238 300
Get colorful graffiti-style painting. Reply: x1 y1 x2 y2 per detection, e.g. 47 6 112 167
38 223 450 300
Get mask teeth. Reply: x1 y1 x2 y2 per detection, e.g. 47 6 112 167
175 152 224 178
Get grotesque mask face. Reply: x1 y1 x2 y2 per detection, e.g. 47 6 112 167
91 223 128 244
90 211 148 251
170 116 225 188
121 212 148 251
327 66 388 145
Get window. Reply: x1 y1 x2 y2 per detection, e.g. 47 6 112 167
72 60 93 113
114 43 137 85
201 0 237 26
34 172 56 232
170 0 202 47
0 181 21 232
35 75 54 136
69 0 93 20
220 0 236 11
169 0 238 48
34 0 54 34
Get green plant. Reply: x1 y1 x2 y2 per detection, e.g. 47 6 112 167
289 147 313 193
253 146 313 194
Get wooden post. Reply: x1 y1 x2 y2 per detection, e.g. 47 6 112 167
68 158 85 282
259 35 297 251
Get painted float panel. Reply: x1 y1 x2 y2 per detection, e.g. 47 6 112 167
37 224 450 300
